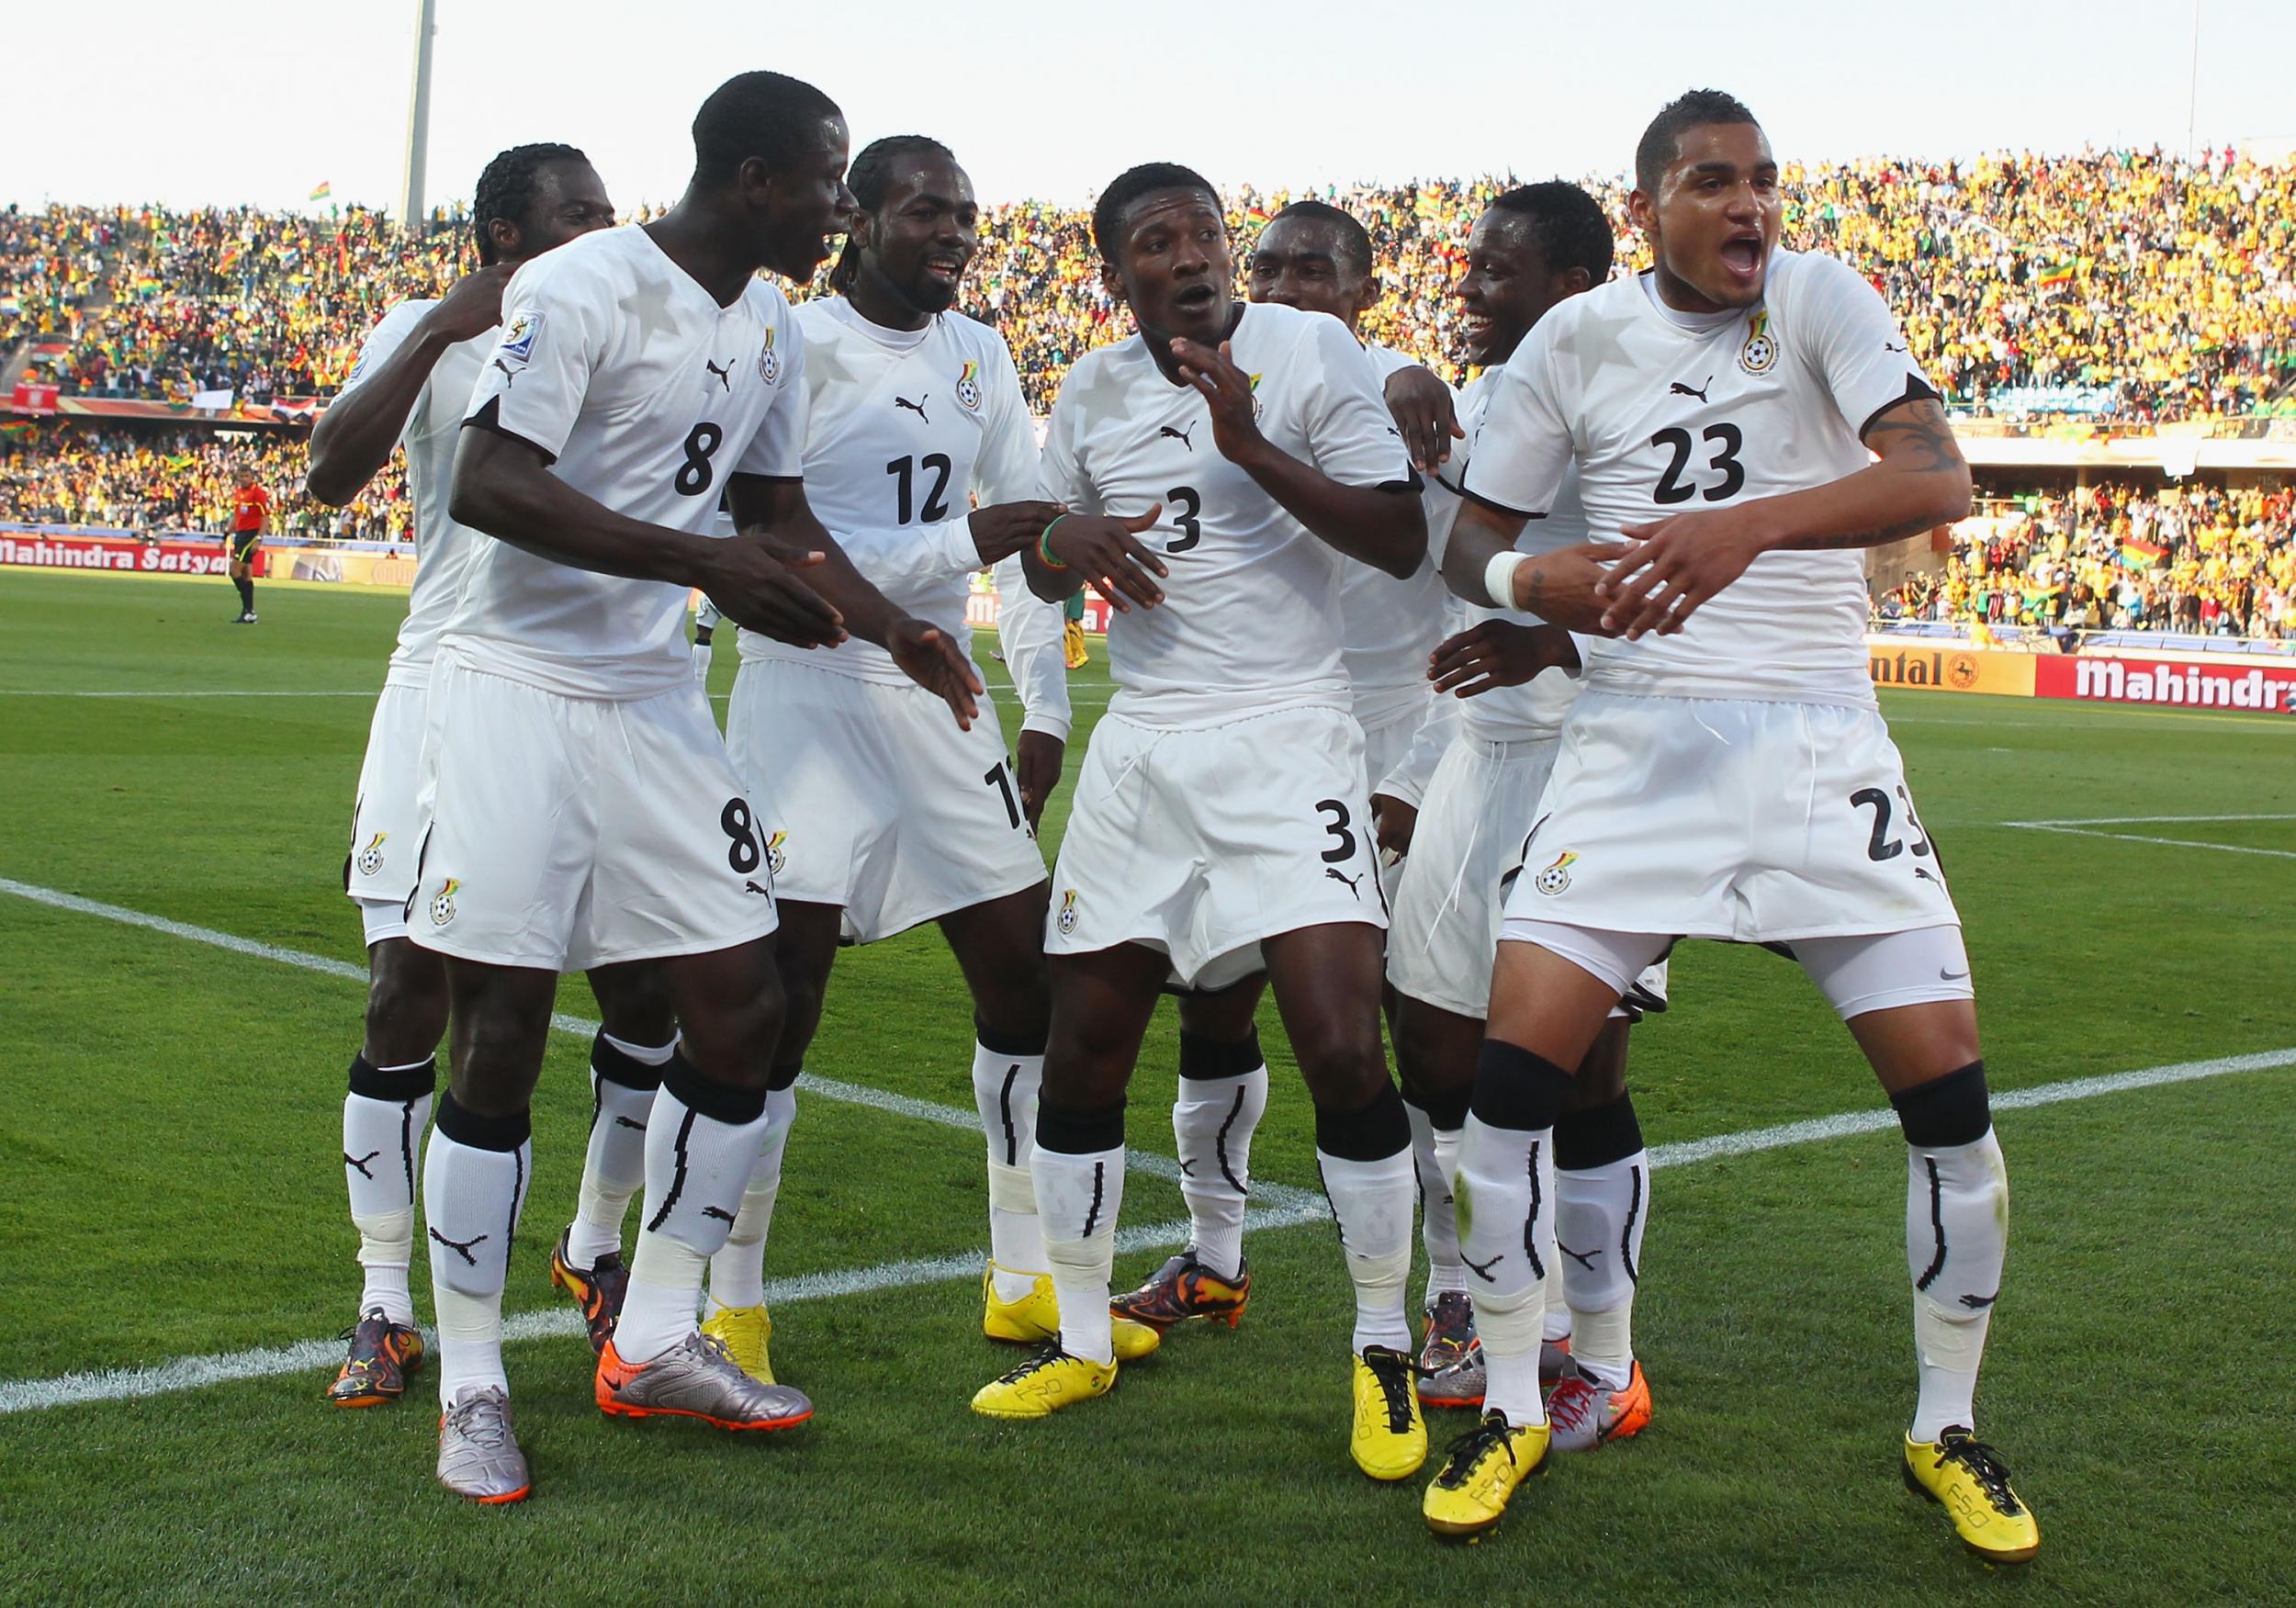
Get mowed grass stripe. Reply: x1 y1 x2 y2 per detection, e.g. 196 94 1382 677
6 1027 2286 1414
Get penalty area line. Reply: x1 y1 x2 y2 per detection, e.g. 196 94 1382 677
3 1044 2289 1415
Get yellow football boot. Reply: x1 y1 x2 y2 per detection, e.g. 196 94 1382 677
981 1264 1160 1362
1903 1429 2040 1564
1351 1345 1428 1480
698 1302 775 1386
1423 1410 1550 1538
970 1343 1117 1420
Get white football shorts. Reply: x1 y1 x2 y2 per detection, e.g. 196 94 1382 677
725 658 1046 944
1046 703 1385 991
1390 733 1665 1021
406 655 779 972
1506 692 1961 943
345 680 431 945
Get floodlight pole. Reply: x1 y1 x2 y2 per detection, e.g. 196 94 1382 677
2185 0 2200 162
400 0 438 226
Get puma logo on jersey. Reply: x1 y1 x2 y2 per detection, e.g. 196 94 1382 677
1159 422 1197 449
1323 867 1364 899
1885 341 1909 353
428 1227 489 1266
743 880 771 896
705 357 733 391
490 357 519 387
344 1150 379 1179
1915 866 1941 884
895 394 930 423
1670 377 1711 402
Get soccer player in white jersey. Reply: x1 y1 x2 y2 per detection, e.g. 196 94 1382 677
1422 92 2038 1560
1384 185 1668 1443
304 143 682 1408
1110 201 1454 1338
701 135 1158 1381
417 72 981 1504
970 163 1435 1487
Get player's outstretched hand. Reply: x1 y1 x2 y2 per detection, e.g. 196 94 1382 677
971 500 1069 565
1170 339 1267 462
1492 541 1630 633
703 532 845 649
1017 730 1065 833
1044 506 1168 613
1386 365 1463 471
1371 792 1419 860
888 617 985 730
1598 506 1768 638
422 264 515 343
1429 619 1569 698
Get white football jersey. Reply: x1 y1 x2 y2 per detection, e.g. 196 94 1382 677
336 298 491 687
741 297 1047 696
1463 250 1936 708
1338 342 1452 725
447 225 805 700
1039 300 1414 725
1429 367 1587 744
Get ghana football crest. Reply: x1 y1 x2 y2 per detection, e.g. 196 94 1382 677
355 831 388 878
759 326 782 386
1249 370 1265 418
1739 310 1777 375
956 360 982 411
1534 850 1578 895
766 829 789 876
429 878 461 927
1056 889 1079 934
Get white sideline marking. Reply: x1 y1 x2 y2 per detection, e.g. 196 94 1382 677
0 876 1324 1217
0 689 378 698
5 1045 2290 1415
2003 813 2296 860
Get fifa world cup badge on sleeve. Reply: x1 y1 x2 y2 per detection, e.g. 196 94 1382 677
498 309 542 365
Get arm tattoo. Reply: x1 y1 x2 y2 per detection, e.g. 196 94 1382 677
1521 565 1545 613
1864 400 1961 474
1796 512 1941 550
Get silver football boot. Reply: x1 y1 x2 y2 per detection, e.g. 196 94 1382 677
437 1386 531 1503
597 1331 813 1430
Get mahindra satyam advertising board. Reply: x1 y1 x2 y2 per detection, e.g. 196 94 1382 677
0 533 242 575
2033 655 2296 714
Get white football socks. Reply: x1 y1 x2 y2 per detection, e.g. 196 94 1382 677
422 1106 531 1407
1457 1114 1554 1425
1908 1127 2008 1439
1405 1099 1466 1305
615 1067 771 1366
1318 1147 1416 1354
707 1084 798 1312
1172 1055 1267 1283
1032 1141 1126 1366
972 1040 1048 1303
343 1057 433 1326
566 1032 674 1269
1555 1151 1649 1389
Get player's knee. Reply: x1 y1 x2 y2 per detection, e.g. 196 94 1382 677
1891 1060 1992 1150
364 944 448 1064
594 968 675 1050
970 964 1051 1049
1289 1015 1387 1108
681 973 784 1090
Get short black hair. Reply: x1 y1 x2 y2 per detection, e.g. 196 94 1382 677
1634 88 1761 196
471 142 587 265
828 134 957 293
691 71 842 188
1092 162 1218 264
1264 199 1372 278
1487 181 1615 283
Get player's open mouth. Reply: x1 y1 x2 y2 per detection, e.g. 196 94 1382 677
1719 236 1762 280
1461 311 1492 344
1175 283 1220 311
923 257 963 283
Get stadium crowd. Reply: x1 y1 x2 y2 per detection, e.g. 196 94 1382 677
4 146 2293 420
1885 482 2296 638
0 426 408 541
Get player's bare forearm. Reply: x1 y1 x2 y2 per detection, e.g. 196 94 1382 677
450 428 715 585
1761 400 1973 552
1020 544 1085 604
306 329 453 504
1230 438 1425 578
1437 496 1527 603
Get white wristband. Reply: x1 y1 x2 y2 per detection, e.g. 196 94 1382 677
1483 550 1527 611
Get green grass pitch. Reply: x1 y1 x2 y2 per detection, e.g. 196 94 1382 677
2 569 2291 1602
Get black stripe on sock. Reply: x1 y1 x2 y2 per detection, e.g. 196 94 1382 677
591 1029 667 1094
975 1020 1049 1058
661 1051 768 1126
647 1108 699 1232
1554 1089 1644 1171
1523 1138 1546 1280
1621 1164 1643 1286
433 1091 529 1153
1178 1029 1264 1083
400 1099 420 1200
1891 1060 1991 1149
1312 1079 1409 1163
1081 1161 1106 1237
348 1052 435 1103
1470 1040 1574 1134
1037 1096 1125 1156
1214 1085 1249 1195
1914 1155 1947 1292
997 1063 1021 1167
507 1141 525 1269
